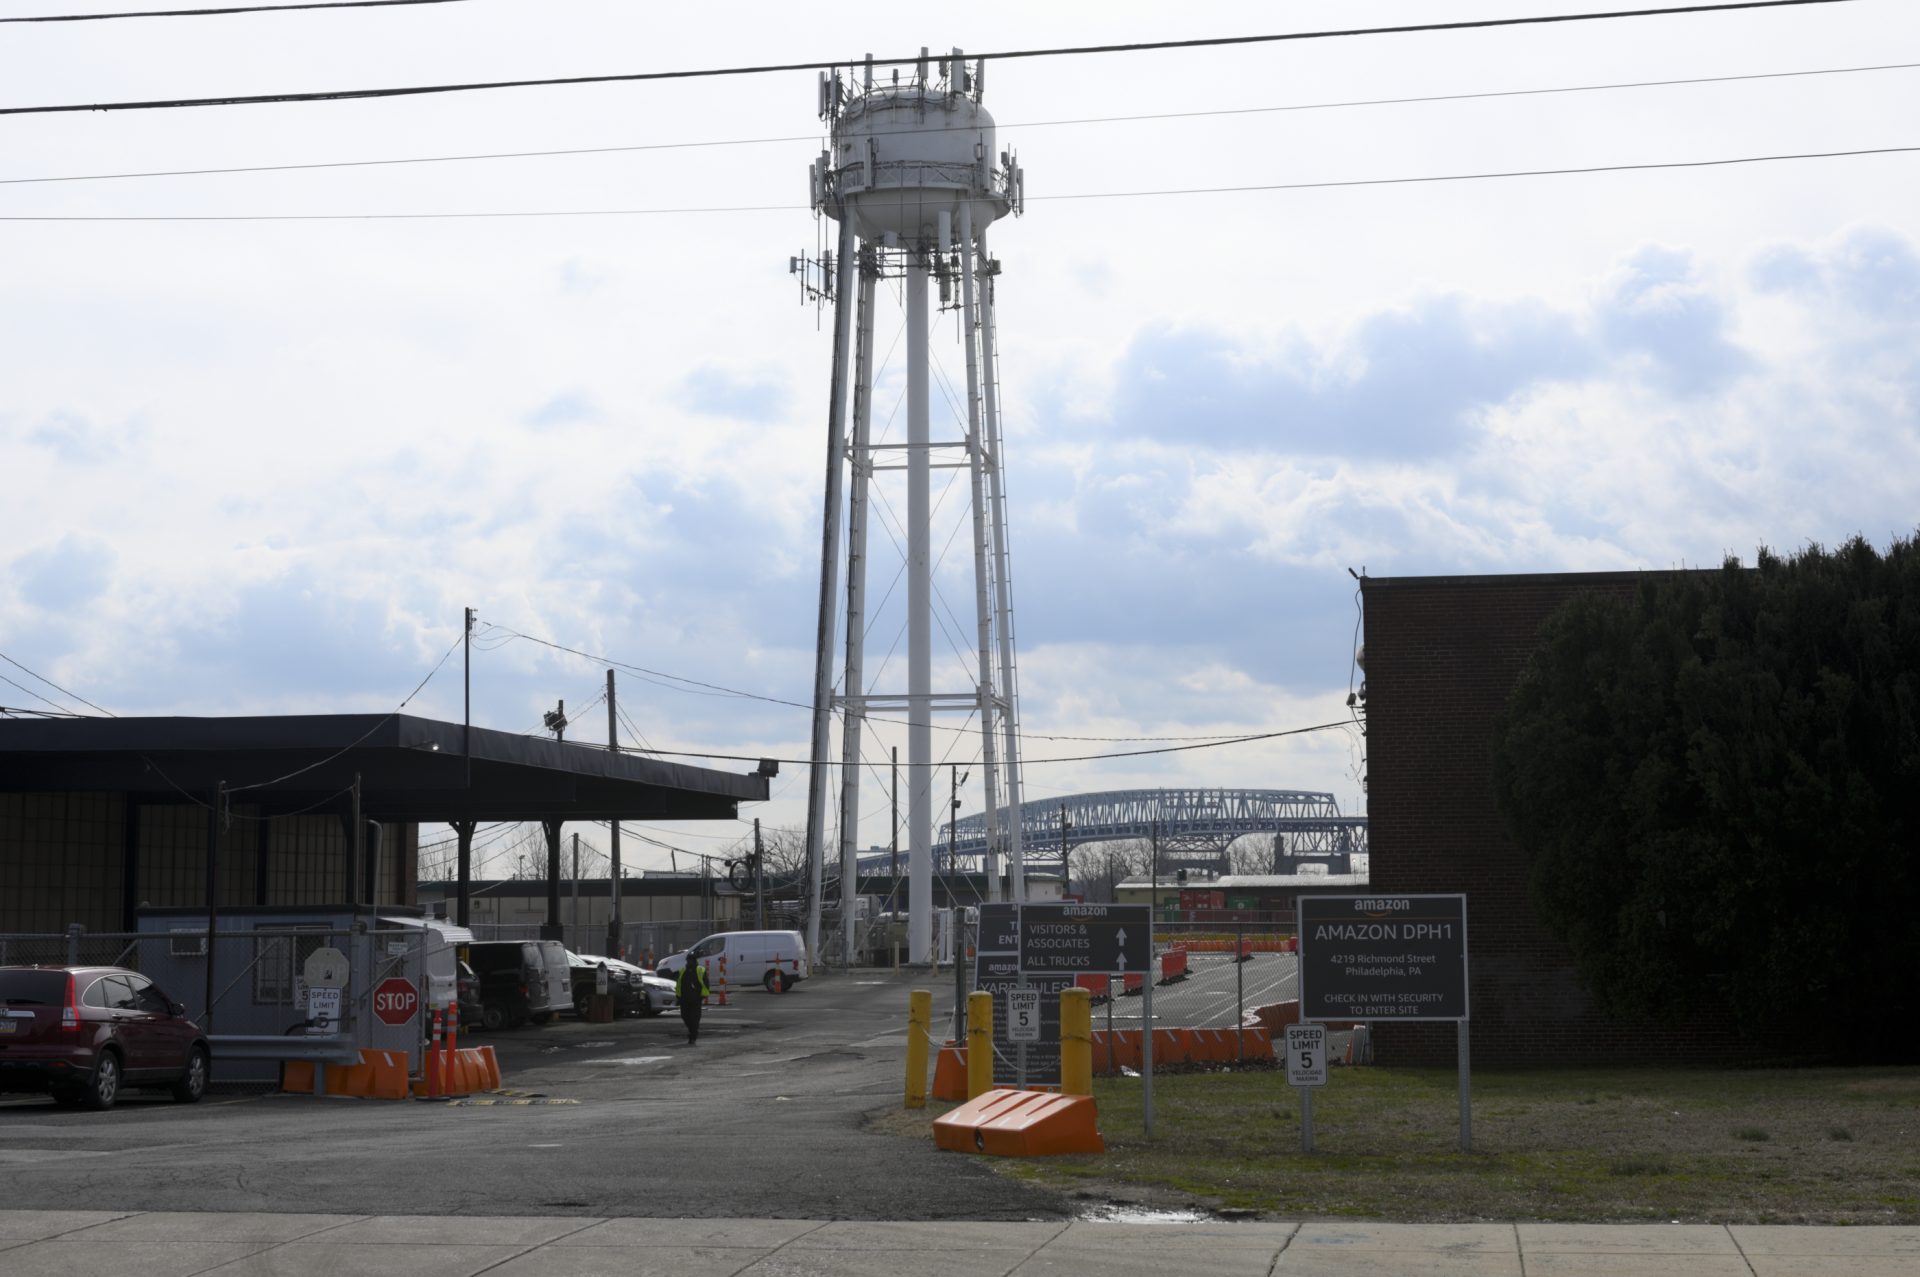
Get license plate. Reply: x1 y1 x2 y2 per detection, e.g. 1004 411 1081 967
0 1020 17 1034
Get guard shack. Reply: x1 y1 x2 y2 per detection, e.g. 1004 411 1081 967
136 904 467 1085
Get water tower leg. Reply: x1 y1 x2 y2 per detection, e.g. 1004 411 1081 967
956 200 1004 904
837 252 878 970
978 234 1027 900
804 218 859 970
906 244 934 964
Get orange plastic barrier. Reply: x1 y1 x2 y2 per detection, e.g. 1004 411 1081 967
1098 1029 1142 1071
1158 947 1189 984
1075 974 1110 1001
284 1048 410 1100
934 1088 1105 1156
932 1040 969 1102
1168 937 1297 953
1121 973 1144 997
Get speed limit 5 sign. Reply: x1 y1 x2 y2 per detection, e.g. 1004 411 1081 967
1285 1023 1327 1087
1008 989 1041 1042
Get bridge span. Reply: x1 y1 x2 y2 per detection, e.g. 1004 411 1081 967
856 787 1367 879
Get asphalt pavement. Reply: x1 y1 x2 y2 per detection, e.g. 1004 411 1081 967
0 969 1060 1220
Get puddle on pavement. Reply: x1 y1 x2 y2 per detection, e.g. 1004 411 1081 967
1078 1205 1215 1224
584 1056 671 1067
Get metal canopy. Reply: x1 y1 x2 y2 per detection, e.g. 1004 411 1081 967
0 713 768 821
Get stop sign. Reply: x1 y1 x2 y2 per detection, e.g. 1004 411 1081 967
372 977 418 1026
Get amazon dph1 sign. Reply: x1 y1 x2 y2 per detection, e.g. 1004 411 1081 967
1297 893 1468 1022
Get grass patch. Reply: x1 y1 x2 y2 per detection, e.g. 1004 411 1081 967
1607 1155 1673 1177
875 1065 1920 1224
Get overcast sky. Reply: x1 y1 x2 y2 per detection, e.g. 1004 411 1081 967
2 0 1916 877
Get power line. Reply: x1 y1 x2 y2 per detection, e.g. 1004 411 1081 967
7 144 1911 222
619 720 1354 769
11 58 1910 188
480 624 1306 745
3 0 471 20
0 2 1858 116
0 674 79 716
227 630 462 792
0 649 117 716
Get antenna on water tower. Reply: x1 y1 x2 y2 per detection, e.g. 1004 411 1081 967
797 48 1029 970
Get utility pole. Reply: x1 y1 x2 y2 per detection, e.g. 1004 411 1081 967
571 831 581 943
606 669 622 958
1150 819 1160 923
1060 803 1072 898
544 699 567 742
948 765 967 884
463 607 474 788
890 747 900 887
753 818 766 930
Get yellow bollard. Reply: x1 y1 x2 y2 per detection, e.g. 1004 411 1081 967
967 991 994 1099
905 989 932 1109
1061 986 1093 1097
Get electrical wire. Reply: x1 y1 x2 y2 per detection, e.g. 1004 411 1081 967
5 0 470 19
618 719 1351 768
227 629 462 792
10 145 1912 221
0 2 1858 116
8 59 1912 189
0 650 116 716
1 674 79 716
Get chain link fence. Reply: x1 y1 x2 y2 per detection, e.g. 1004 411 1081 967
938 916 1300 1075
0 922 440 1091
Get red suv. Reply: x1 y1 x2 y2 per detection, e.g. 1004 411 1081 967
0 966 210 1110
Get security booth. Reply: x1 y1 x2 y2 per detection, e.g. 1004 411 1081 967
134 903 469 1085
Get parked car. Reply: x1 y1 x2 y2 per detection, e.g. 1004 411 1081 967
0 966 210 1111
454 960 484 1029
654 930 809 993
565 951 640 1018
466 941 557 1030
605 958 673 1016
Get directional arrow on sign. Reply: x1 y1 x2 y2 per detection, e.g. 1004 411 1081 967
1016 904 1151 974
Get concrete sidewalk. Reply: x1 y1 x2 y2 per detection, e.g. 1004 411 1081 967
2 1211 1916 1275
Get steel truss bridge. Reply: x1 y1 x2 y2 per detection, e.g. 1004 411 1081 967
856 787 1367 878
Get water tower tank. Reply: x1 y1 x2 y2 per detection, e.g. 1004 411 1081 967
812 50 1023 244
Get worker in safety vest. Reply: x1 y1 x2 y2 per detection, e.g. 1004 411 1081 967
675 959 711 1045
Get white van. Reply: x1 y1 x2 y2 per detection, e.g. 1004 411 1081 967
378 915 472 1019
528 939 571 1022
655 930 809 993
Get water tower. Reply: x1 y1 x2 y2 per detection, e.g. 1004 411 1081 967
797 49 1030 964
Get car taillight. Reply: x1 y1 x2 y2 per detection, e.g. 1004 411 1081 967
519 982 528 997
60 974 80 1033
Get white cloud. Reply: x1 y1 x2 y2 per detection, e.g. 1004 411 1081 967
3 2 1917 865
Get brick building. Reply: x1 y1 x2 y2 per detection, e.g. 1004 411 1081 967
1361 570 1747 1065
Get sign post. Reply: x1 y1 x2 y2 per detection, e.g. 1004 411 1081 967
1284 1023 1327 1152
1298 893 1470 1151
